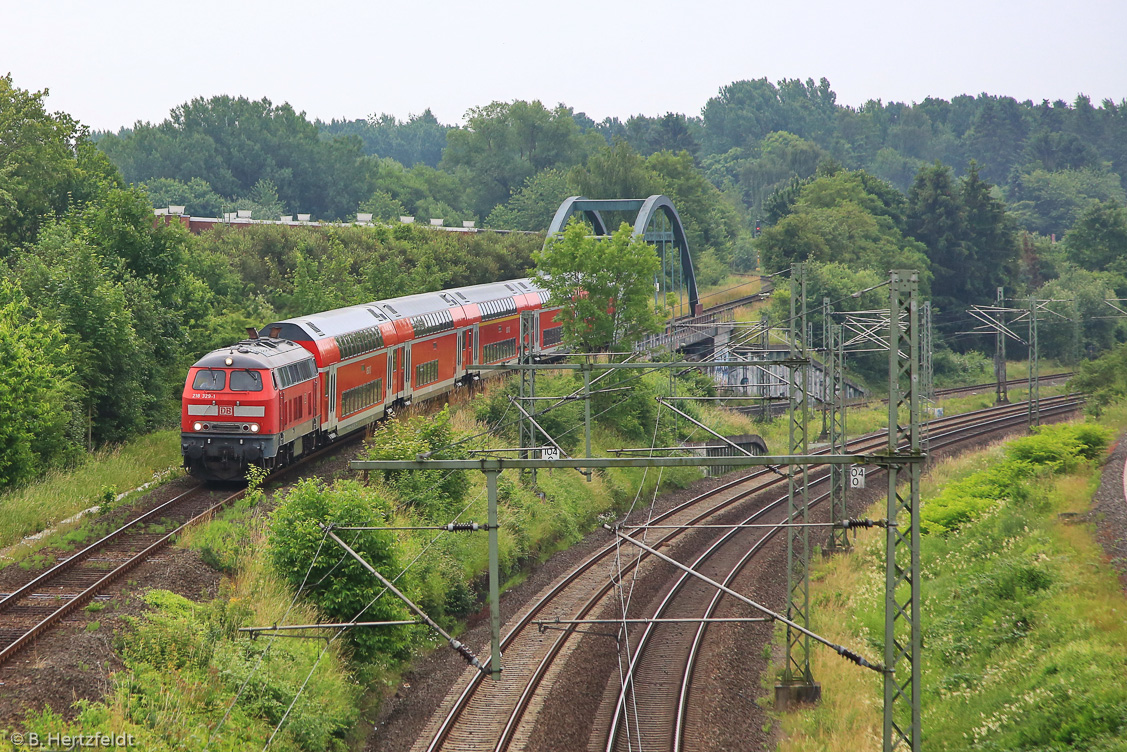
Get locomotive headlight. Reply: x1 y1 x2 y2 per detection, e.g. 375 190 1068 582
250 423 260 433
193 422 203 431
225 357 234 366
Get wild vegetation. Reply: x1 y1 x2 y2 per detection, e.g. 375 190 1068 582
774 420 1127 751
4 72 1127 488
5 362 757 749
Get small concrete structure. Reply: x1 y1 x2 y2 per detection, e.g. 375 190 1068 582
681 434 768 476
775 681 822 709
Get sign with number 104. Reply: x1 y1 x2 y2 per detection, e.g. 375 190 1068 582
849 465 865 489
541 447 560 461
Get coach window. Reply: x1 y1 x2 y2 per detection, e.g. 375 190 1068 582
193 369 226 390
230 370 264 391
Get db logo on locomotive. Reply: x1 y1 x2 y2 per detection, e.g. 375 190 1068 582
219 406 234 416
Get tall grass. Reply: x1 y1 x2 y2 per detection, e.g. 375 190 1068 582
0 430 182 554
775 419 1127 750
16 518 361 752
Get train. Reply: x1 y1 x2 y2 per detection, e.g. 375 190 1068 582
181 277 563 481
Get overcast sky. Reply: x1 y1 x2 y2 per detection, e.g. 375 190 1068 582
4 0 1125 131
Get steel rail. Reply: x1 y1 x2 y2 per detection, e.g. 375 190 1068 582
610 400 1079 752
419 393 1081 752
0 431 366 667
0 484 211 613
0 485 231 666
671 397 1082 752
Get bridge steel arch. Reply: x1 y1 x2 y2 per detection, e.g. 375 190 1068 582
545 195 701 315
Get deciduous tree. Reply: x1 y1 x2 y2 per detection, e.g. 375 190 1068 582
535 221 664 351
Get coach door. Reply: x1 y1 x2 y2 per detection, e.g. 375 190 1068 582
388 346 403 402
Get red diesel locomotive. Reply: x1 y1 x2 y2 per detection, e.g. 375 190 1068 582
181 278 563 481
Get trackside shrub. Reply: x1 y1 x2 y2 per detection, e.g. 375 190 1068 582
21 588 360 752
921 423 1109 535
267 479 412 661
363 406 470 521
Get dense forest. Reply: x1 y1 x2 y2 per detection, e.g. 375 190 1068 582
2 72 1126 488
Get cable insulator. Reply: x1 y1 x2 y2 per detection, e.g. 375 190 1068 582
836 644 885 672
449 638 485 671
836 518 889 530
444 522 488 532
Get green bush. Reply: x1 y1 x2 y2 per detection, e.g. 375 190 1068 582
363 406 470 521
267 479 411 662
922 423 1109 535
119 590 220 671
1006 423 1111 469
932 348 993 387
472 373 583 454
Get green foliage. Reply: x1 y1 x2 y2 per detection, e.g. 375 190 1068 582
0 279 81 486
99 94 378 220
621 112 700 157
568 142 751 267
906 161 1016 311
472 374 582 454
319 109 449 168
920 422 1108 534
0 74 116 250
568 141 664 203
867 433 1127 751
363 407 470 521
1063 200 1127 279
193 222 539 320
62 588 361 752
1035 266 1125 362
703 132 827 217
757 167 929 281
141 177 225 217
647 150 748 266
700 77 839 155
9 217 187 440
443 100 600 216
932 348 993 387
185 517 251 573
765 262 892 381
1071 342 1127 416
357 189 406 222
485 169 571 231
367 157 472 222
535 220 664 351
267 479 410 661
1008 167 1126 239
1006 422 1110 464
229 178 286 220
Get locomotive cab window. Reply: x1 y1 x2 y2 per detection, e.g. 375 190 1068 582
193 369 226 390
230 370 264 391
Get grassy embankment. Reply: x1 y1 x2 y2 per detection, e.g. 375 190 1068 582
690 273 762 311
770 405 1127 751
0 430 182 560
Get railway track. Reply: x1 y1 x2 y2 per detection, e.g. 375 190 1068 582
411 393 1082 752
608 395 1082 752
735 370 1074 419
933 372 1072 399
0 484 232 665
0 433 364 668
685 279 771 322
